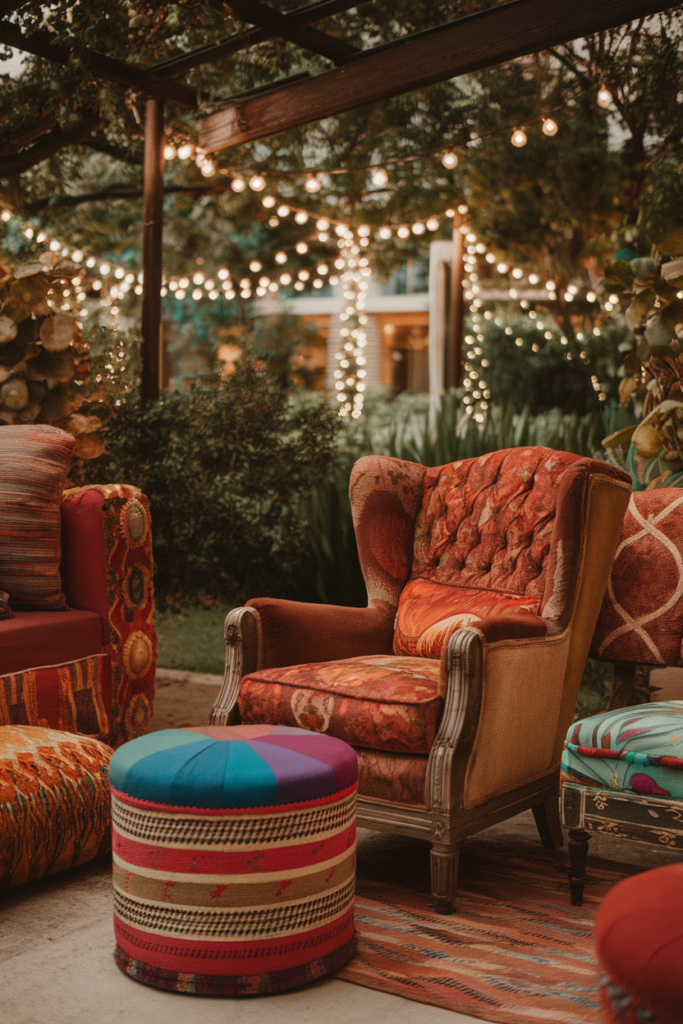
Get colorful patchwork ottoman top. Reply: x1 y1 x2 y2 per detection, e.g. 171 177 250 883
109 724 358 996
562 702 683 800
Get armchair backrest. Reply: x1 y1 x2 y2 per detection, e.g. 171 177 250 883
350 448 631 661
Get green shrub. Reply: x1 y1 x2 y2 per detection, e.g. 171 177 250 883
85 367 339 608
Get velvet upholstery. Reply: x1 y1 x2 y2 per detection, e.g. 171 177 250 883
0 610 103 676
0 484 158 747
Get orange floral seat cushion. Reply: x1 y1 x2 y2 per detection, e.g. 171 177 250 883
0 725 113 888
238 655 442 755
394 578 542 659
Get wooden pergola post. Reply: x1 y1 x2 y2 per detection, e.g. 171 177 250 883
445 221 465 388
141 96 165 402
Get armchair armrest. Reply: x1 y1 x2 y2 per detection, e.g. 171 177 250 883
61 484 157 745
210 598 395 726
429 626 572 817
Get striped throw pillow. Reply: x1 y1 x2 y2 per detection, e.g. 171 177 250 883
0 425 74 610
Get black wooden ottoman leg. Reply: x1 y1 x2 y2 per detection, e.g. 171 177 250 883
568 828 591 906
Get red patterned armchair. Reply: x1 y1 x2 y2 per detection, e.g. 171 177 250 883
591 489 683 707
0 484 157 748
212 448 631 912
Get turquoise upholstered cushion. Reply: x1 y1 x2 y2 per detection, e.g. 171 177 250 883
109 723 358 810
562 702 683 799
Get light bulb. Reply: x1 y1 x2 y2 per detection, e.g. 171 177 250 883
545 280 556 291
262 195 276 208
177 143 194 160
358 225 371 237
397 226 410 238
496 262 508 274
412 222 425 235
296 242 308 254
542 118 558 137
249 175 266 191
1 210 11 222
442 151 458 169
426 217 439 231
378 227 392 239
231 177 245 192
163 144 177 160
200 160 215 177
457 203 468 214
597 86 613 109
192 288 202 300
275 252 287 264
295 211 309 224
280 273 292 285
316 219 330 231
587 291 597 302
277 205 290 217
511 128 527 148
305 175 321 193
528 273 539 285
249 260 262 272
371 167 388 186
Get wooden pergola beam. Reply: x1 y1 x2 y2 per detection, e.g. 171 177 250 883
0 21 198 106
199 0 677 151
150 0 360 78
223 0 357 63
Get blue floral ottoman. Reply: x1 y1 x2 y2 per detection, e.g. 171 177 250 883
560 702 683 905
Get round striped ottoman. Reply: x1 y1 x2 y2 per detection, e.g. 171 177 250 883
109 724 358 995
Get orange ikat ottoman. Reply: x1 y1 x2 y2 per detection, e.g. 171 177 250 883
109 724 358 995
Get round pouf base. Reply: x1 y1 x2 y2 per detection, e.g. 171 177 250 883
114 935 357 996
109 725 358 996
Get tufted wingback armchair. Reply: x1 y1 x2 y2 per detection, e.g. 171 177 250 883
211 448 631 912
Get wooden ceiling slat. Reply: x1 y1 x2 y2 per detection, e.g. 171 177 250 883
149 0 361 78
223 0 357 63
198 0 678 151
0 21 198 106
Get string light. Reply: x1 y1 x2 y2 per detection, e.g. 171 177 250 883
597 86 613 108
371 167 388 186
511 128 527 148
541 118 558 136
249 175 266 191
442 151 458 168
231 177 246 192
305 175 322 193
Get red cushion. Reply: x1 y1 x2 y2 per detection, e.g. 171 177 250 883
61 488 110 643
394 578 543 658
0 610 103 676
595 863 683 1024
239 655 442 755
0 425 74 611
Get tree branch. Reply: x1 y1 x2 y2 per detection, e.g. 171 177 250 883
0 115 100 177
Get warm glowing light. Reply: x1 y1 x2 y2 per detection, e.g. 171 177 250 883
528 273 539 285
426 217 439 231
305 175 322 193
249 260 262 272
542 118 558 137
262 195 276 208
597 86 613 108
296 242 308 254
378 227 392 240
511 128 527 148
587 291 597 302
277 205 290 217
231 177 245 192
295 211 309 225
397 226 410 238
442 151 458 169
275 252 287 264
177 144 194 160
249 175 266 191
371 167 388 186
496 262 508 274
316 219 330 231
545 280 556 291
412 222 425 235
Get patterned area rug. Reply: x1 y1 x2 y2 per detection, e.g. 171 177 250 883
340 839 633 1024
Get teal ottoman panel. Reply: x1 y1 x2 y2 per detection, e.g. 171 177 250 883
562 701 683 799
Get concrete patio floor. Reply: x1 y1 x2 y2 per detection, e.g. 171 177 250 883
2 669 681 1024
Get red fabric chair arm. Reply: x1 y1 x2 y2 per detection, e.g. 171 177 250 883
246 597 395 669
62 484 158 745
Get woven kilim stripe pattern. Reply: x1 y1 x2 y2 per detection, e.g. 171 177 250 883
110 725 358 993
0 425 74 610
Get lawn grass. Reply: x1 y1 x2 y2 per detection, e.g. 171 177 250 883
155 605 228 675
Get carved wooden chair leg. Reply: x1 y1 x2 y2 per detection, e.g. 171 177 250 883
430 842 459 914
567 828 591 906
532 796 564 849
